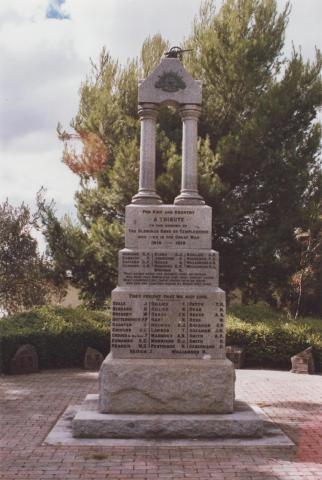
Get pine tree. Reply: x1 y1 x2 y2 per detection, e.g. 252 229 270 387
39 2 322 313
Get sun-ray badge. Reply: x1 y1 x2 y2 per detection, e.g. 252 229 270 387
155 71 186 93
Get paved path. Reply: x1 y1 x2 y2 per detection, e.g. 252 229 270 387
0 369 321 480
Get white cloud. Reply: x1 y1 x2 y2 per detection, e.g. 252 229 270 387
1 130 78 213
0 10 85 143
0 0 48 24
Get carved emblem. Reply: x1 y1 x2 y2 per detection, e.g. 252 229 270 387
155 71 186 93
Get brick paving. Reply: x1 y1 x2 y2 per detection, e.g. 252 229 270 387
0 369 321 480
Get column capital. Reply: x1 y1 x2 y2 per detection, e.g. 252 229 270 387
179 104 201 120
138 103 159 120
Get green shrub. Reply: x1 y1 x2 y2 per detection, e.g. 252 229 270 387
0 306 111 373
1 303 321 373
227 305 322 370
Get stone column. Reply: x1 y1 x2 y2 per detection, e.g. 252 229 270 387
132 103 162 205
175 104 204 205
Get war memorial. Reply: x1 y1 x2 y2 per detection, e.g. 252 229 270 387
72 49 263 439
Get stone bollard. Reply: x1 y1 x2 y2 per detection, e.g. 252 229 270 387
84 347 103 371
9 344 39 374
291 346 315 374
226 345 245 369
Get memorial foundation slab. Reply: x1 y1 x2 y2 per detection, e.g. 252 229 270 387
73 395 263 439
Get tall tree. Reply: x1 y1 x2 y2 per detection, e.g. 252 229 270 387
178 0 322 307
39 1 322 313
0 201 61 315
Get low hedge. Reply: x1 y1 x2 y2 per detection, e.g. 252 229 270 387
0 306 111 373
227 305 322 371
0 304 321 373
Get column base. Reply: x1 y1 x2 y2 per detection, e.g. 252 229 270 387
174 191 205 205
132 191 162 205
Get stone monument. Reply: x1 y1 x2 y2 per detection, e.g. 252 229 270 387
73 49 263 439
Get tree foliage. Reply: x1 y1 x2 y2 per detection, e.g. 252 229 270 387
0 201 62 316
57 126 108 179
180 0 322 310
39 0 322 314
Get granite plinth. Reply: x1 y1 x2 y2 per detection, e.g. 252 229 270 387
72 395 262 439
125 204 212 250
99 354 235 414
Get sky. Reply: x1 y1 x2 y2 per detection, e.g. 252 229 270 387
0 0 322 226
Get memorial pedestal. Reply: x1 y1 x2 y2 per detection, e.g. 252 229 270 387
72 204 263 439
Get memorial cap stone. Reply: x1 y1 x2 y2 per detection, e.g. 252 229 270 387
138 56 202 105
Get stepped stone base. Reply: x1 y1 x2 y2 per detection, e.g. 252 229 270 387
99 354 235 414
72 395 263 439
